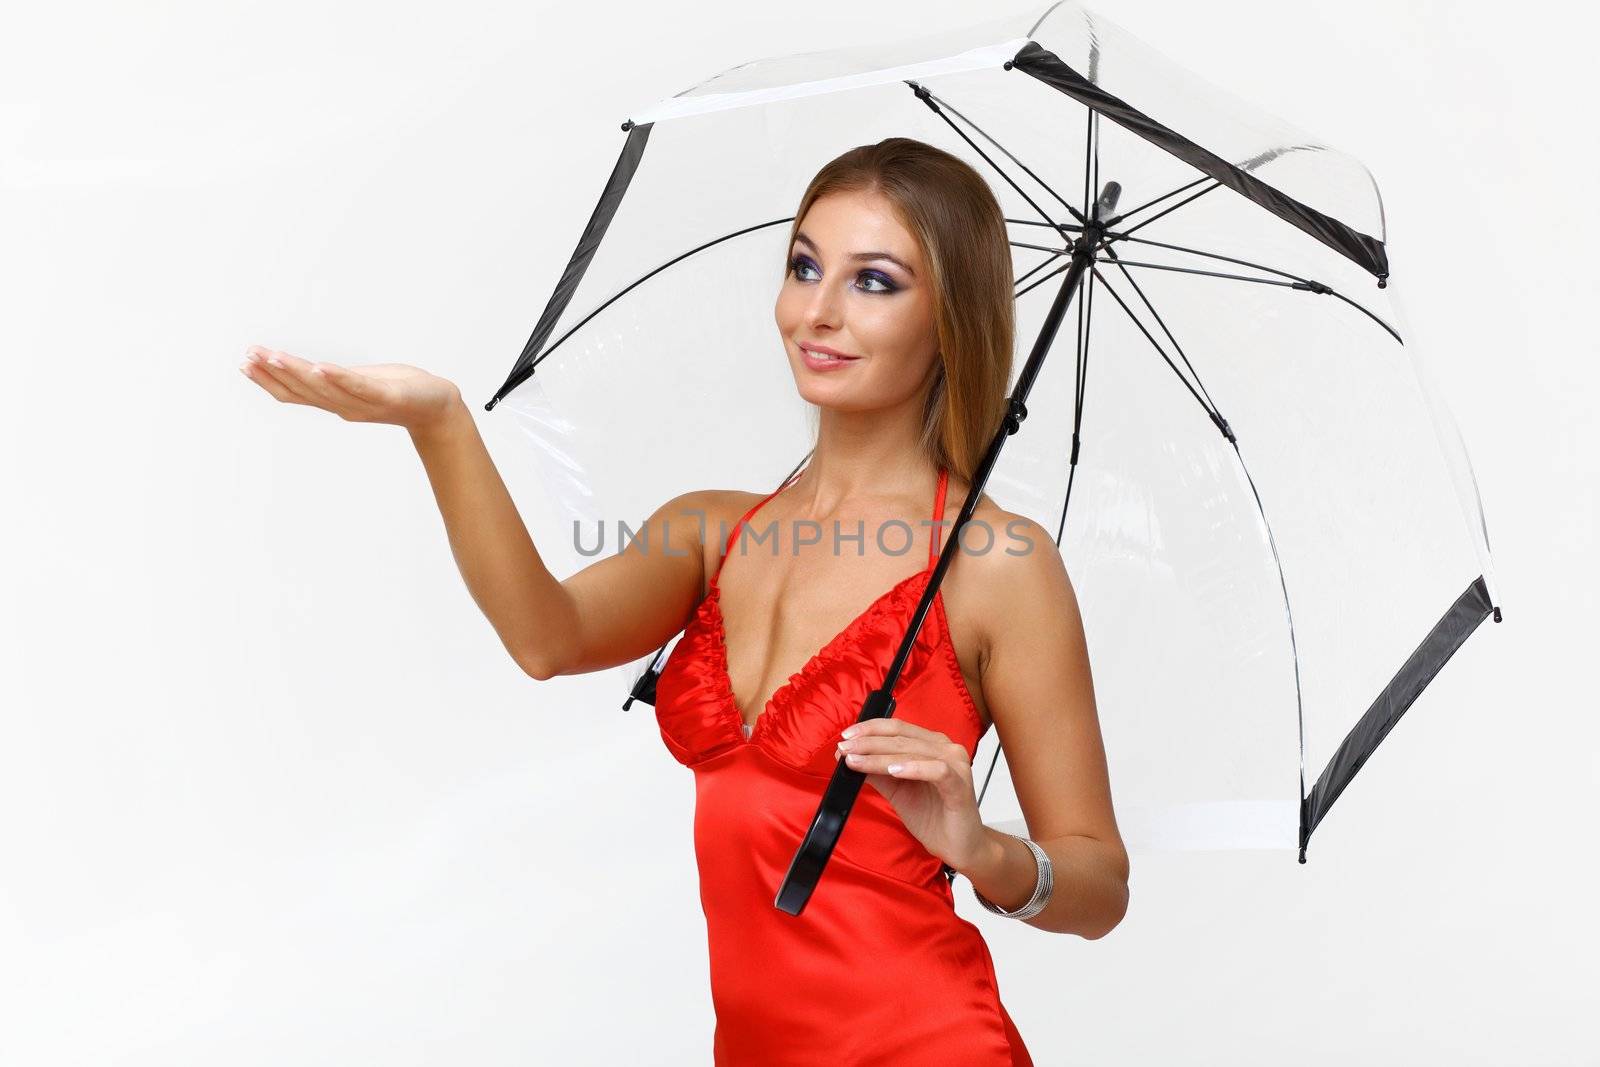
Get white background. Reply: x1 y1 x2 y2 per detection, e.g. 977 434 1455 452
2 0 1594 1063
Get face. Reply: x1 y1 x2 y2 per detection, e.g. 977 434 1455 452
773 188 941 411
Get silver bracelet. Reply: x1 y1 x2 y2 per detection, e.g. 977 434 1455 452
972 834 1053 920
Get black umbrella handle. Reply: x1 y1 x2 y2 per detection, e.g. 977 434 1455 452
773 687 895 915
773 200 1107 916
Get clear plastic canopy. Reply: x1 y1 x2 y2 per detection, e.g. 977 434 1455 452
488 1 1500 858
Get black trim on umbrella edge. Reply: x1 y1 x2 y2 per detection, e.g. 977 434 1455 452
1299 575 1495 862
1008 40 1391 283
525 216 798 377
485 121 654 410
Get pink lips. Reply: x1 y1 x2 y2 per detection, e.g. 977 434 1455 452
799 344 860 372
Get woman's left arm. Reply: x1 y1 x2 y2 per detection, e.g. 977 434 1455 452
957 513 1129 939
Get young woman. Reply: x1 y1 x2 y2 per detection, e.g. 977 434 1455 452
241 137 1128 1065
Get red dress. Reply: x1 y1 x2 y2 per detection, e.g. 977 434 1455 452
654 465 1034 1066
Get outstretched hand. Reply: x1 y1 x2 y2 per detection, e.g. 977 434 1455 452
239 346 462 433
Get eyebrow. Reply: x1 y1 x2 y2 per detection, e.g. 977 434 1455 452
793 231 916 278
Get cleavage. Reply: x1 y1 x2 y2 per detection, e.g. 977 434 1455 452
719 561 919 725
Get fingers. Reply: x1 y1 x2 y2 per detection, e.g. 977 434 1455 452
315 361 389 406
241 348 319 406
835 719 968 775
840 717 947 745
253 346 318 377
240 346 374 417
836 732 920 758
840 751 953 781
837 718 960 757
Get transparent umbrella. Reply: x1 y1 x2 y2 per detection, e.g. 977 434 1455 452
485 0 1503 914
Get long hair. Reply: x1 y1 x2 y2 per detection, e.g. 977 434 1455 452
784 137 1014 484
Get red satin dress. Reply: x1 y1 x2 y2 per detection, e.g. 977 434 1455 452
654 465 1033 1066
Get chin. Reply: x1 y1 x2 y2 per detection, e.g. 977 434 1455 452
793 377 838 407
794 382 880 414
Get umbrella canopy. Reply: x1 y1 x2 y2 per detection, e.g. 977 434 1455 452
487 0 1502 876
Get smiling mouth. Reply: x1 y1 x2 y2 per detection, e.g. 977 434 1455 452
800 346 860 363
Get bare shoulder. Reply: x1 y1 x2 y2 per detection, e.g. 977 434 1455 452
647 487 765 529
954 500 1077 662
645 487 765 593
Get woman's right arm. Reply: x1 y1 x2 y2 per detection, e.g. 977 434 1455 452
408 397 711 680
241 345 711 681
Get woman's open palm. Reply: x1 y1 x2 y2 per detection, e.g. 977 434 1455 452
240 346 461 432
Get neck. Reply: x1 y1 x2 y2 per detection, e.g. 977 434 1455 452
795 386 938 509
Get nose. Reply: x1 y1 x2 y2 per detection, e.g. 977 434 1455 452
801 273 845 331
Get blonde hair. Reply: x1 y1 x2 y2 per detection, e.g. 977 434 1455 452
784 137 1015 484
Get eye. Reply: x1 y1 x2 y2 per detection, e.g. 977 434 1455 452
856 270 896 294
788 254 818 281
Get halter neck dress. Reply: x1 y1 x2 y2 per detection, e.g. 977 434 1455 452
653 466 1034 1066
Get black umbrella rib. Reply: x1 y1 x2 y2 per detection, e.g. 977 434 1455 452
1230 441 1309 861
1014 247 1070 289
1081 90 1099 236
1109 141 1340 233
1007 217 1086 233
906 82 1072 235
527 216 795 373
1101 217 1401 348
1066 91 1100 535
1060 256 1097 547
1014 255 1075 300
1103 230 1404 346
1087 264 1227 433
1094 256 1300 287
913 84 1089 228
1094 146 1403 337
1106 230 1309 282
1010 238 1073 258
1105 175 1214 231
1025 91 1103 551
1097 252 1403 347
1096 244 1224 418
1114 181 1227 239
1091 245 1311 843
1311 289 1403 347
